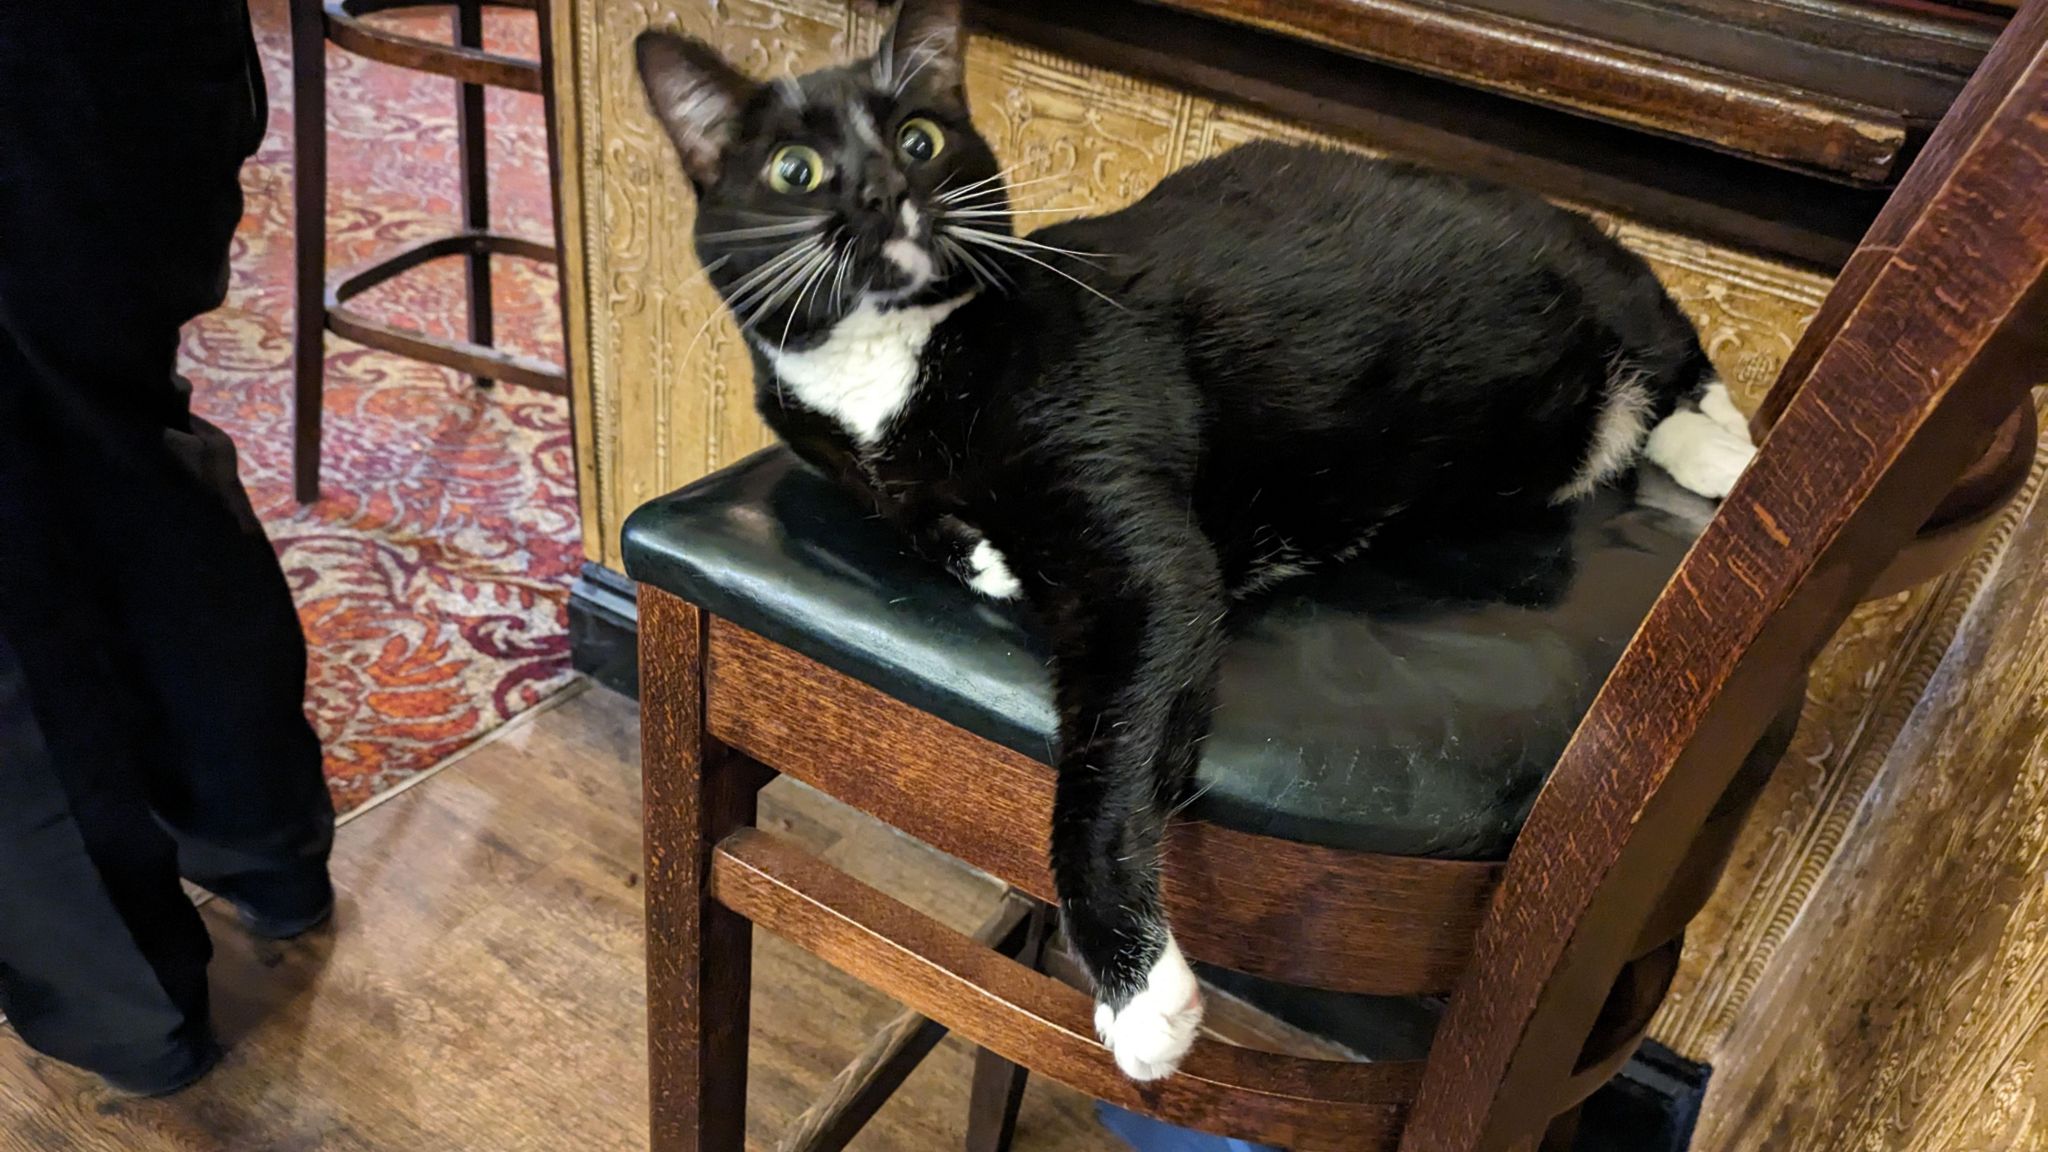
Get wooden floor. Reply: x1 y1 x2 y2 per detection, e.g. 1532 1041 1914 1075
0 684 1127 1152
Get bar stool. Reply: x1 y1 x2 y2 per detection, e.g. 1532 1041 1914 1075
289 0 570 504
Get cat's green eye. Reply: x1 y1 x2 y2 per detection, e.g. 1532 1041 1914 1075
897 118 944 164
767 145 828 194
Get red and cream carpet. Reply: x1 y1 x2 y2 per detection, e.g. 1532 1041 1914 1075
181 0 578 812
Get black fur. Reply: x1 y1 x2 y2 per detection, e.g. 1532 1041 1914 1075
636 0 1714 1043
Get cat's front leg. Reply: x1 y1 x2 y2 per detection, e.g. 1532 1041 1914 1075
923 515 1021 600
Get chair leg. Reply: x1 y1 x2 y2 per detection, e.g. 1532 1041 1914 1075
454 0 493 389
964 904 1052 1152
289 0 328 505
642 591 772 1152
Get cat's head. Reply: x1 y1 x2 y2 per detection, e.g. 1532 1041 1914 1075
634 0 1006 346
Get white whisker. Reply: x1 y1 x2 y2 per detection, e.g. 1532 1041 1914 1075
940 206 1072 219
934 164 1023 201
777 243 836 357
729 246 825 327
891 33 950 96
945 226 1124 310
742 244 834 331
721 239 822 315
696 218 827 244
944 224 1108 264
940 235 1012 294
935 172 1068 205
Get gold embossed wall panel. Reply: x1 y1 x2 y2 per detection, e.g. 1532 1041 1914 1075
572 0 865 572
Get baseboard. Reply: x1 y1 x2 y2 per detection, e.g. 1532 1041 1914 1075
569 561 639 698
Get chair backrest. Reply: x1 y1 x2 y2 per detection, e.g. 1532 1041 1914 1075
1403 2 2048 1147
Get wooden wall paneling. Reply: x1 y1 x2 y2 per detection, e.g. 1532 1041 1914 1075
1650 435 2047 1059
1693 410 2048 1151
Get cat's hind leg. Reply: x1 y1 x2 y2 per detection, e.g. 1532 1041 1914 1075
1646 376 1757 499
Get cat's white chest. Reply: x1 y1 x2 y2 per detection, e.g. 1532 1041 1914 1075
759 294 972 447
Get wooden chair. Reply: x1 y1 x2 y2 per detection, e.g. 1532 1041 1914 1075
288 0 570 503
624 2 2048 1147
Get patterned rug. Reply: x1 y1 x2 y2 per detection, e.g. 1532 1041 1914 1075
179 0 579 812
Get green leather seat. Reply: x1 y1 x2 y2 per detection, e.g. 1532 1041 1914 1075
623 446 1796 864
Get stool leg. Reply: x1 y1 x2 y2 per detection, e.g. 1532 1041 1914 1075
289 0 328 504
642 591 770 1152
454 0 493 389
964 904 1052 1152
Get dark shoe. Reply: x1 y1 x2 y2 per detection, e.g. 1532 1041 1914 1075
234 874 335 940
237 896 333 941
208 867 335 940
99 1037 223 1097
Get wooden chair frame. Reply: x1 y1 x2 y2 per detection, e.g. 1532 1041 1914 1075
288 0 570 504
636 3 2048 1147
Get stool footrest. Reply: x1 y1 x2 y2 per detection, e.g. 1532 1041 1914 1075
324 0 545 92
324 230 567 395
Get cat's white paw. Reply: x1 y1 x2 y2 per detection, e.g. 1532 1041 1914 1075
1699 380 1751 438
965 539 1022 600
1647 410 1756 499
1094 937 1203 1082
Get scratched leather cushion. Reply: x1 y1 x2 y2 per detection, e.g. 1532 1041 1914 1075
624 445 1725 861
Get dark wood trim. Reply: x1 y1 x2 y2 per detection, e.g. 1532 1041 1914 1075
972 0 1889 270
1575 1039 1710 1152
1756 0 2048 428
1143 0 1936 184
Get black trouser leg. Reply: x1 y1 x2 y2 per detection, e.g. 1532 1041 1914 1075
0 0 333 1079
0 402 217 1087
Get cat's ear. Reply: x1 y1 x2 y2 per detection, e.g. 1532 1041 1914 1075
635 30 759 186
876 0 965 96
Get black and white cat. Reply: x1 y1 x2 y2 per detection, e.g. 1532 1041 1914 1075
635 0 1753 1083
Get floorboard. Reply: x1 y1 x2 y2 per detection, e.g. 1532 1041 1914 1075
0 684 1127 1152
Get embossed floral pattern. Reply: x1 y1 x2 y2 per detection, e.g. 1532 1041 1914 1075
180 0 577 812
